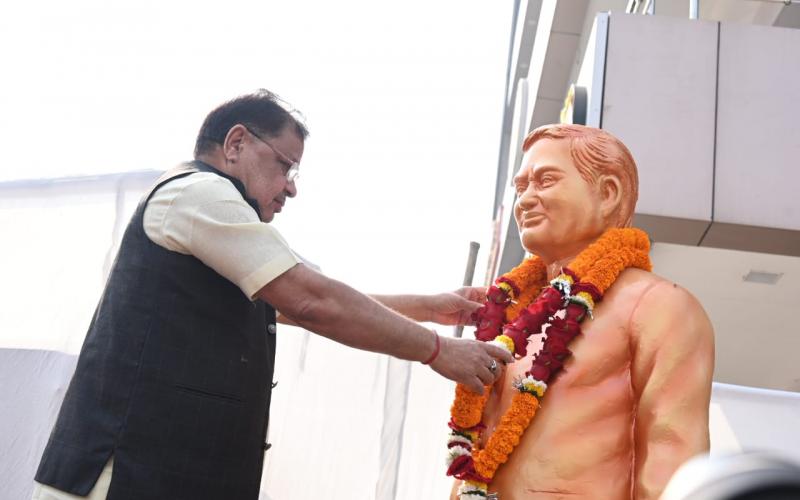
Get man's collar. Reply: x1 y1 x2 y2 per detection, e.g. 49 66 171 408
188 160 262 218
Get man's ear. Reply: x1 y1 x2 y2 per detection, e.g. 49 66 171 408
222 124 248 163
598 175 623 224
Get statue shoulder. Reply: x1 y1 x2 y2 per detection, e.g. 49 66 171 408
604 268 670 306
604 269 708 323
622 269 714 346
614 268 701 306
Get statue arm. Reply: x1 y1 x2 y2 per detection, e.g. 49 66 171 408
629 281 715 500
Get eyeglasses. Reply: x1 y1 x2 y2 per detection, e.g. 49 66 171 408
244 127 300 183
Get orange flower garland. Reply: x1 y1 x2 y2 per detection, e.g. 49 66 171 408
446 228 651 499
451 384 490 429
473 391 539 479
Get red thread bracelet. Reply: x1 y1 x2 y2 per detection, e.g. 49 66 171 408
422 330 441 365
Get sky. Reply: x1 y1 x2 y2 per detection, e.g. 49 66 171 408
0 0 512 309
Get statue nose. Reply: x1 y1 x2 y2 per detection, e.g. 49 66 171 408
516 190 539 210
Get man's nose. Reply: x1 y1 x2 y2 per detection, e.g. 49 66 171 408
285 179 297 198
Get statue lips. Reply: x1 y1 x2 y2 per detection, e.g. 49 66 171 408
522 213 546 228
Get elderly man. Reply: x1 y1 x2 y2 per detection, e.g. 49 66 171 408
33 90 511 500
449 124 714 500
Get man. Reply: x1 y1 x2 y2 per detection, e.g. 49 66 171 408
451 124 714 499
33 90 511 500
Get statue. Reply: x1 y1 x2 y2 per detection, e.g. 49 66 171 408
447 124 715 499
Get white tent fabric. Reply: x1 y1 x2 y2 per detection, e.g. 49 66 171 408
0 349 77 500
0 341 456 499
260 329 455 500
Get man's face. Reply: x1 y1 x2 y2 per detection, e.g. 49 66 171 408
513 138 607 260
238 125 304 222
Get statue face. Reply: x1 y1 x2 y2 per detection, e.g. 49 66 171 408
513 138 608 262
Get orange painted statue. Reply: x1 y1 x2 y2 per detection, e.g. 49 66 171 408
447 124 714 500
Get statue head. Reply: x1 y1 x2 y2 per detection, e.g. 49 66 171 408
512 124 639 262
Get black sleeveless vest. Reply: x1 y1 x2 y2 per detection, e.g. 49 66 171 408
36 161 277 500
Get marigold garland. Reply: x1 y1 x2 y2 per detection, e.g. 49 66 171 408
446 228 651 499
451 384 491 429
473 391 539 479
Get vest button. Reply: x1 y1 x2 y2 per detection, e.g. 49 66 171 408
267 324 276 335
263 442 272 451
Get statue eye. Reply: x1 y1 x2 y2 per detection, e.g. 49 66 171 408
539 175 556 187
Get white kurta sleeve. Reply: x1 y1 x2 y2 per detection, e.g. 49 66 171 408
143 172 301 299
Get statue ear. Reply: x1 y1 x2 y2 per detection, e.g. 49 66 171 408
598 175 623 224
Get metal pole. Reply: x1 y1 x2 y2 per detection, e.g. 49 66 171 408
690 0 700 19
454 241 480 338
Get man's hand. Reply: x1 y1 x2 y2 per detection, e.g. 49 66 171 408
426 286 487 325
429 335 512 394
